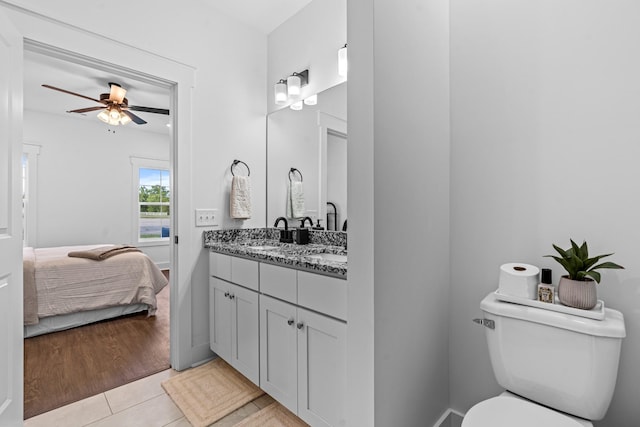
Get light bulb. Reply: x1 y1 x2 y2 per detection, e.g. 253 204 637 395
304 94 317 106
119 112 132 125
97 109 110 123
274 79 287 105
338 44 348 77
109 107 120 120
290 101 303 111
287 74 301 98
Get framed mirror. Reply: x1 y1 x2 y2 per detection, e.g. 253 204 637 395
266 82 347 231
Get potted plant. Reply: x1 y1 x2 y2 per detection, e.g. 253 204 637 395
545 239 624 309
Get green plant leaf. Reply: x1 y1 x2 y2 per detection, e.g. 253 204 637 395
590 261 625 270
584 270 601 283
583 253 613 271
551 244 570 258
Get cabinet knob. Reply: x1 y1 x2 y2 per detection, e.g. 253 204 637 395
224 292 230 298
296 322 304 330
287 318 295 326
229 294 235 300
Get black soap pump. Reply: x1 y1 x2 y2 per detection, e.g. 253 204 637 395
296 217 313 245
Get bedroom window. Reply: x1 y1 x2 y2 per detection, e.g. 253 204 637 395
131 158 170 244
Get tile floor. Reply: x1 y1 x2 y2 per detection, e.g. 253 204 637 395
24 368 276 427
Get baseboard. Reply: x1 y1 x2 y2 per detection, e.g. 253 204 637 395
433 408 465 427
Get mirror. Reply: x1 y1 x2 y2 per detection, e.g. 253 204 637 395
267 83 347 231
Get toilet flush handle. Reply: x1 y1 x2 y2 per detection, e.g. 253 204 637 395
473 318 495 329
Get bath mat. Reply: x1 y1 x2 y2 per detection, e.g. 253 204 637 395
233 402 309 427
161 358 264 427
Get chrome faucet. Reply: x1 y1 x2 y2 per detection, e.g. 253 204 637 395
299 216 313 228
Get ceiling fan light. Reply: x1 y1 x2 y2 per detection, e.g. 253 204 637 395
119 112 132 125
109 107 121 120
97 109 110 123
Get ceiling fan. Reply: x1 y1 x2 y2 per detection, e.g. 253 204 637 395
42 82 170 126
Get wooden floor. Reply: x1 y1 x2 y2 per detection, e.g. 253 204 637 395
23 271 170 419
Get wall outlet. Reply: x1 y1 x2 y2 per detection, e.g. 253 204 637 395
195 209 218 227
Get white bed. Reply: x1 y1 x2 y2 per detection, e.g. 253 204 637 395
23 244 168 338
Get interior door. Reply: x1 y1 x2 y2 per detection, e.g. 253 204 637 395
0 8 24 427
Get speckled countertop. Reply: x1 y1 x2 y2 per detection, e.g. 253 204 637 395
204 228 347 279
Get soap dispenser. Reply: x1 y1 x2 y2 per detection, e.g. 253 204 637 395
295 217 313 245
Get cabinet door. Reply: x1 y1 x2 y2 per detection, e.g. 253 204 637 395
260 295 298 413
229 283 259 386
209 277 231 361
297 308 347 427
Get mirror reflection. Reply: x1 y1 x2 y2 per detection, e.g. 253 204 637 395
267 83 347 231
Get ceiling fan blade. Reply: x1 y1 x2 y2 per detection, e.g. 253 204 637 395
42 84 107 104
122 110 147 125
128 105 170 115
109 83 127 104
67 106 107 114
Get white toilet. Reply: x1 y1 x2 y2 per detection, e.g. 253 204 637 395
463 292 626 427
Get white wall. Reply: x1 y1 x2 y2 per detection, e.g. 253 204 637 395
347 0 452 424
5 0 267 368
267 0 346 113
23 110 170 265
450 1 640 425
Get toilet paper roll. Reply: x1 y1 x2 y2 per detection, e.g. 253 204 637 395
498 263 540 300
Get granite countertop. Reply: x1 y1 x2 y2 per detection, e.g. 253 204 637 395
205 239 347 279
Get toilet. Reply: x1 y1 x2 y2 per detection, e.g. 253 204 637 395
463 292 626 426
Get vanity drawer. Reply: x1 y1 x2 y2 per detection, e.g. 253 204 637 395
231 257 259 291
209 252 259 291
209 252 231 281
260 263 297 304
298 271 347 321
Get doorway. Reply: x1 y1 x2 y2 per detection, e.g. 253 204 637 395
22 40 175 418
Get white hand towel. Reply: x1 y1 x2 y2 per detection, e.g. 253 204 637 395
287 180 305 219
230 176 252 219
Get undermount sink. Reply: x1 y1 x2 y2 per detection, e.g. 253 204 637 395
306 253 348 263
248 245 279 251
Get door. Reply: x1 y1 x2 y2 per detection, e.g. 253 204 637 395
209 278 231 361
230 284 259 385
259 295 298 413
297 308 347 427
0 8 24 427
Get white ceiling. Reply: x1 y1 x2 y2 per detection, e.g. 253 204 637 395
22 0 313 134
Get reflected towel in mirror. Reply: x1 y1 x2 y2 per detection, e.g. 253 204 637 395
287 181 305 219
230 175 252 219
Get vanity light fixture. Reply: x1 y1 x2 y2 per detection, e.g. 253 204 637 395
273 69 309 106
303 94 317 106
338 43 348 78
290 101 303 111
286 70 309 99
274 79 288 105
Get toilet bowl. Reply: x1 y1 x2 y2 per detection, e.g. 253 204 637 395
462 391 592 427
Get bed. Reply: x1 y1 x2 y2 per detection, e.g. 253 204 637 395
23 244 169 338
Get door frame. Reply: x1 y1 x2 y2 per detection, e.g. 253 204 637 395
3 3 197 371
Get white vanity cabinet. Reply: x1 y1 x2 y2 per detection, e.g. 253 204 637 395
208 250 347 427
259 266 347 427
209 253 260 386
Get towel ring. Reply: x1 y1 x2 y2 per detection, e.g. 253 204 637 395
289 168 303 182
231 160 250 177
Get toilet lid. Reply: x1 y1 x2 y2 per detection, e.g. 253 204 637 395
462 396 590 427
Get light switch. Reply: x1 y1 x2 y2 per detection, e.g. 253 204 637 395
195 209 218 227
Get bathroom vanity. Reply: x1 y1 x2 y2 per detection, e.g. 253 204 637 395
205 229 347 427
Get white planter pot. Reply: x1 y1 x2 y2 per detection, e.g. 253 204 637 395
558 276 597 310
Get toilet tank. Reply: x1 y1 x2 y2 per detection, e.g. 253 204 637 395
480 292 625 421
